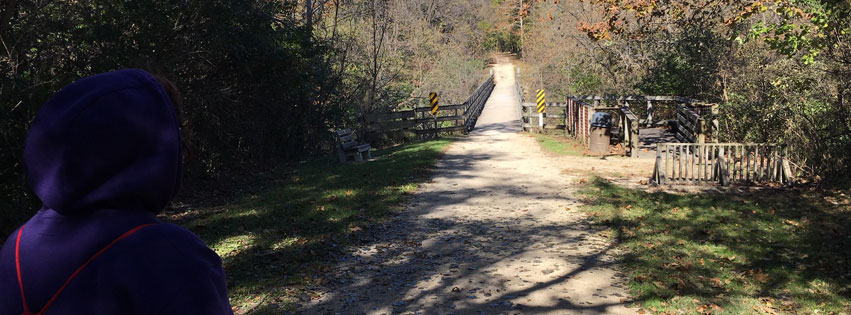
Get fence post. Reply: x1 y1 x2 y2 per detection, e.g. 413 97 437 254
711 104 720 142
718 146 730 186
652 144 663 185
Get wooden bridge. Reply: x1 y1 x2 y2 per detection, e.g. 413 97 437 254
363 76 495 141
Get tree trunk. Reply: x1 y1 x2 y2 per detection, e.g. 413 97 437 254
304 0 313 32
0 0 18 40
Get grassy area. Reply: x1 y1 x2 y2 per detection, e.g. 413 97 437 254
579 178 851 314
533 133 585 156
163 139 452 314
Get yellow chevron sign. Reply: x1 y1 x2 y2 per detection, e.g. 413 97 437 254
429 92 439 115
536 89 546 113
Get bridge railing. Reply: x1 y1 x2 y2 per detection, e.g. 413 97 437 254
363 75 495 139
521 102 568 130
651 143 793 186
674 103 718 143
568 96 718 144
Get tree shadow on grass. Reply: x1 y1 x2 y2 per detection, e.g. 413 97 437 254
581 178 851 313
160 139 463 312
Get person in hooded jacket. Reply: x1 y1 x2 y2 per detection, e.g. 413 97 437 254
0 69 233 314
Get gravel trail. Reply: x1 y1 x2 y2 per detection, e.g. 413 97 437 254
304 58 636 315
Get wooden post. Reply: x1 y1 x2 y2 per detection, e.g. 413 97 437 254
677 145 683 184
768 146 777 181
746 146 751 182
698 145 704 183
646 100 653 127
687 145 692 182
711 104 720 142
719 146 730 186
631 119 639 158
765 145 772 182
653 150 662 184
454 107 459 129
664 144 669 183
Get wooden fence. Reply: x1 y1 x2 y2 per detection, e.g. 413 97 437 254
364 76 495 138
521 102 568 130
567 96 718 144
564 98 641 157
651 143 793 186
566 98 594 147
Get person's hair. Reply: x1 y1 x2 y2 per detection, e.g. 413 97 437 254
154 75 193 165
154 76 184 125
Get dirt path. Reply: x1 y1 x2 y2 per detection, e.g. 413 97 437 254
304 58 635 315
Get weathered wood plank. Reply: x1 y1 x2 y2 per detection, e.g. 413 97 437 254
364 111 416 123
414 126 465 134
651 143 790 186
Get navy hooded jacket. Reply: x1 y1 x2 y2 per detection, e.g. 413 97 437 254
0 69 233 314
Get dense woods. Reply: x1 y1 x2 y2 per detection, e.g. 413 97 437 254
519 0 851 181
0 0 498 232
2 0 850 232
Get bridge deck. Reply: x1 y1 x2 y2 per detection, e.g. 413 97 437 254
472 58 521 134
637 127 677 158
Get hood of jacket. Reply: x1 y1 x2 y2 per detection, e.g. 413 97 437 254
23 69 182 215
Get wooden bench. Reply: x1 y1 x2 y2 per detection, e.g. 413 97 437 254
335 129 372 162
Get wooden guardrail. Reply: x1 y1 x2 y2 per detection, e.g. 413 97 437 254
364 76 495 138
674 104 717 143
620 107 640 157
651 143 793 186
569 96 718 144
521 102 567 130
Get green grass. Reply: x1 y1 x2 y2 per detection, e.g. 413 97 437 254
533 133 585 156
162 139 452 314
579 178 851 314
